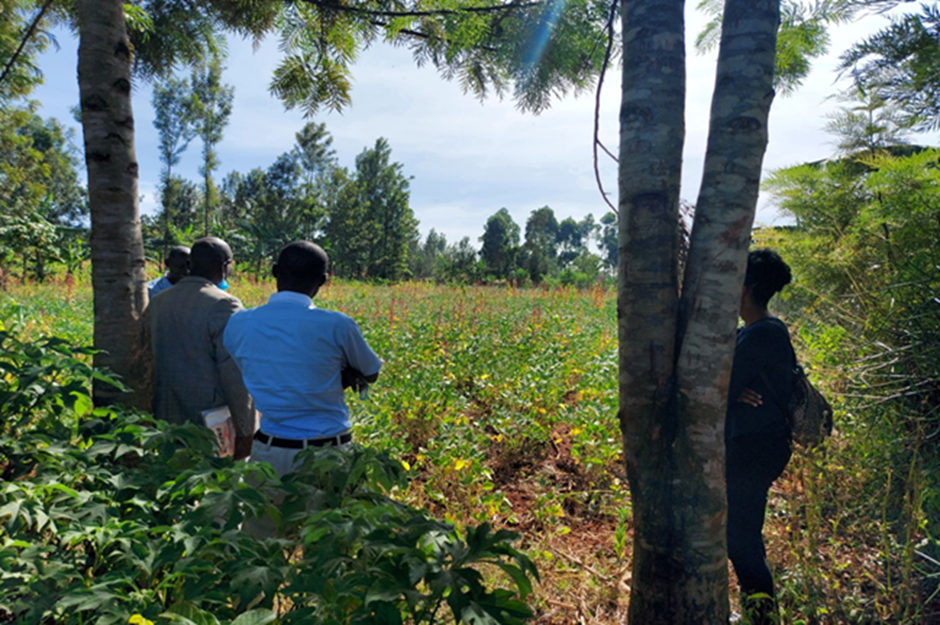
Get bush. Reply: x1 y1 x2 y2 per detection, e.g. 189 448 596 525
0 328 538 624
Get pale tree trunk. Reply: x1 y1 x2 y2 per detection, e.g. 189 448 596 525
619 0 780 621
77 0 150 408
617 0 687 619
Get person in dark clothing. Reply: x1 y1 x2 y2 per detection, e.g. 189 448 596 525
727 249 795 624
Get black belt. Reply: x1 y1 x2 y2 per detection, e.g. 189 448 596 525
253 430 352 449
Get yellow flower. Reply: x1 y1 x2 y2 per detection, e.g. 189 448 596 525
454 458 468 471
129 616 155 625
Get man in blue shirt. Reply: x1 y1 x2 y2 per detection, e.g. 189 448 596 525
224 241 381 534
148 245 191 298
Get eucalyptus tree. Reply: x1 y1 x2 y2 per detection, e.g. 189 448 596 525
441 236 480 282
292 121 336 240
598 211 617 273
480 208 520 279
522 205 558 283
190 51 234 237
152 75 197 257
410 229 449 279
73 0 153 406
323 167 371 278
322 138 416 281
616 0 782 619
557 213 596 268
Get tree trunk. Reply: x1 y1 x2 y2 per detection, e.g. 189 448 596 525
35 247 44 282
204 169 211 237
617 0 688 620
619 0 780 621
77 0 149 408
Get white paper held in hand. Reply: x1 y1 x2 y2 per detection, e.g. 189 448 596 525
201 405 235 457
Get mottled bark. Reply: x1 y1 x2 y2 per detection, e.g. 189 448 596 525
617 0 686 620
77 0 149 408
674 0 782 614
619 0 781 621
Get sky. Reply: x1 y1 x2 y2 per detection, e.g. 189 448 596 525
31 3 934 247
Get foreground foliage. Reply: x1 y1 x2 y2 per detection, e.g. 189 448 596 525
0 325 537 624
2 278 938 622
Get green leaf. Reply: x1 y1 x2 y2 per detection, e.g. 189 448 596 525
229 609 277 625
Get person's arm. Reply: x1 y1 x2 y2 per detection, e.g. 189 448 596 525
138 305 154 414
211 299 256 460
341 318 382 391
341 366 379 391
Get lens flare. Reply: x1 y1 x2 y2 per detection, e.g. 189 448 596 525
522 0 568 80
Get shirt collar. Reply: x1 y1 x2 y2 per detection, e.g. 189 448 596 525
269 290 315 307
178 276 217 287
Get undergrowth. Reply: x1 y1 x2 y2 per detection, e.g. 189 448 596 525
2 275 937 623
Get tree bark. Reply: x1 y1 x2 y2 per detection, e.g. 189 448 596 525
77 0 149 408
674 1 781 613
620 0 781 621
617 0 687 619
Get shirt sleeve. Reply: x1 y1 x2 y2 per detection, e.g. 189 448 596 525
341 318 383 377
728 321 793 405
210 298 256 438
138 305 154 413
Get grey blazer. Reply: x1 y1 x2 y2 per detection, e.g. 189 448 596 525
143 276 255 437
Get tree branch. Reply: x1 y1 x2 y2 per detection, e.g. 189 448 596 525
592 0 618 214
366 19 498 52
296 0 545 19
0 0 54 89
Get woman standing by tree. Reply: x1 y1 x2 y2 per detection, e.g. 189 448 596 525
726 249 795 624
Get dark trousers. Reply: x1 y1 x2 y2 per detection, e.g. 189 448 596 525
726 431 791 620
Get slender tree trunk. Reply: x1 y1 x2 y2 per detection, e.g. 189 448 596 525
204 169 211 237
35 247 44 282
618 0 686 619
77 0 149 408
674 2 782 611
162 166 173 261
619 0 780 621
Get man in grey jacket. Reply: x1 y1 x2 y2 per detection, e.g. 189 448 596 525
143 237 256 459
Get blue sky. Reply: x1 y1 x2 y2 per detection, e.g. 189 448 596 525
31 4 933 246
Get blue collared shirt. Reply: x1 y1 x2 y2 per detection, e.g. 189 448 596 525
148 274 173 298
223 291 382 439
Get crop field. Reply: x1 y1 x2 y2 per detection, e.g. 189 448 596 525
2 275 936 623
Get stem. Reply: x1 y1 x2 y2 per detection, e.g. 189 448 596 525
592 0 619 215
296 0 544 19
0 0 54 89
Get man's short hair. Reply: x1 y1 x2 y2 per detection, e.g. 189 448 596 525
166 246 190 268
190 237 232 275
276 241 328 284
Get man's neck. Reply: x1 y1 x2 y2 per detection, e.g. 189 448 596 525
276 283 317 299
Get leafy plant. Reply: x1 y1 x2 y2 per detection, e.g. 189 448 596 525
0 324 539 624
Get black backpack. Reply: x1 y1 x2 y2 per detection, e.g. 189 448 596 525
761 364 834 448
